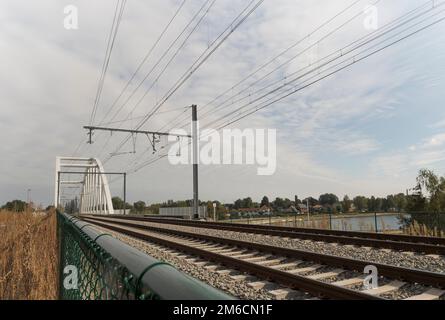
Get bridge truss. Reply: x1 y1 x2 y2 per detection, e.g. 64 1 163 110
55 157 117 214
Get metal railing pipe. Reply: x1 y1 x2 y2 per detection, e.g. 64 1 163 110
63 213 233 300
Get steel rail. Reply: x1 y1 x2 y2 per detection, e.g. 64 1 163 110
82 216 445 289
84 214 445 255
81 217 386 300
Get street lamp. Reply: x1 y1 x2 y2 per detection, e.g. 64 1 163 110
213 203 217 221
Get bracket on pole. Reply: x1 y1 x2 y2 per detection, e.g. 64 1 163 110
87 128 94 144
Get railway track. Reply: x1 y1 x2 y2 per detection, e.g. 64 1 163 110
84 214 445 255
81 215 445 300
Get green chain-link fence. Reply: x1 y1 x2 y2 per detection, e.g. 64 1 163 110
57 211 233 300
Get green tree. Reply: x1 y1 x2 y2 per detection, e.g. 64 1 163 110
242 197 253 208
394 193 407 212
272 197 285 209
386 195 396 211
342 195 352 212
234 199 243 209
417 169 445 212
353 196 368 212
2 200 27 212
283 198 292 209
319 193 339 207
375 198 383 212
133 201 146 213
260 196 270 207
112 197 124 210
368 196 376 212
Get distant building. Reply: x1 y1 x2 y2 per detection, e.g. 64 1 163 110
297 204 308 213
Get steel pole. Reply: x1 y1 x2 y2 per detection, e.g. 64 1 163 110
123 173 127 215
192 105 199 220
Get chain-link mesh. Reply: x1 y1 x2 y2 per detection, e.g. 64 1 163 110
57 213 160 300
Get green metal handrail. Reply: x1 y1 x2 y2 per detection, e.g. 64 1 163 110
57 211 234 300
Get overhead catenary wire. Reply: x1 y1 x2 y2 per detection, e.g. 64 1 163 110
202 2 445 131
121 0 404 171
102 0 216 127
159 0 367 132
168 0 440 133
172 0 440 131
123 4 445 175
131 0 381 166
214 14 445 132
97 0 188 127
96 0 217 159
73 0 126 156
104 0 265 164
90 0 127 126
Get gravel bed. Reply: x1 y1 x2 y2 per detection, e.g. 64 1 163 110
92 225 276 300
106 219 445 273
304 266 339 276
349 276 390 291
88 218 445 300
381 283 426 300
330 270 358 281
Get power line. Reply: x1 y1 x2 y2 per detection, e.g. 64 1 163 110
96 0 216 159
124 6 445 175
105 0 265 163
170 0 440 133
90 0 127 126
202 2 445 130
213 12 445 131
160 0 367 131
102 0 215 127
97 0 188 126
73 0 126 156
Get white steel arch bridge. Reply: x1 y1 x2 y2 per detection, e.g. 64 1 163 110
55 157 115 214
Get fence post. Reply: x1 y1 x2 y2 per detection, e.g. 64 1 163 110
374 212 378 233
329 212 332 230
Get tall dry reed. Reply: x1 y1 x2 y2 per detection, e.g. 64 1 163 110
0 209 58 300
402 220 445 237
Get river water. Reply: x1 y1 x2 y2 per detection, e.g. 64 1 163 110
271 213 409 232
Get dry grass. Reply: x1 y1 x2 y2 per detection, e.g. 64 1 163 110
0 209 58 300
402 220 445 237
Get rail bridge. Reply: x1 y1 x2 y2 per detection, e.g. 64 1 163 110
55 156 114 214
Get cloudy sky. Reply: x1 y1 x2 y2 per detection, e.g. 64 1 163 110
1 0 445 207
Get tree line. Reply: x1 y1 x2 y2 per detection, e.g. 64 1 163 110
3 169 442 215
113 169 445 216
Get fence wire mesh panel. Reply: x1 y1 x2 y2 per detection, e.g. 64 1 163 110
57 213 159 300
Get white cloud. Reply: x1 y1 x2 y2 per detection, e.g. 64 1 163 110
0 0 444 205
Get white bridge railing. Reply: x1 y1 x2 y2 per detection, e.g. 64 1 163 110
55 157 114 214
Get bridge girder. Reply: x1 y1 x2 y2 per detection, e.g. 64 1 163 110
55 157 114 214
